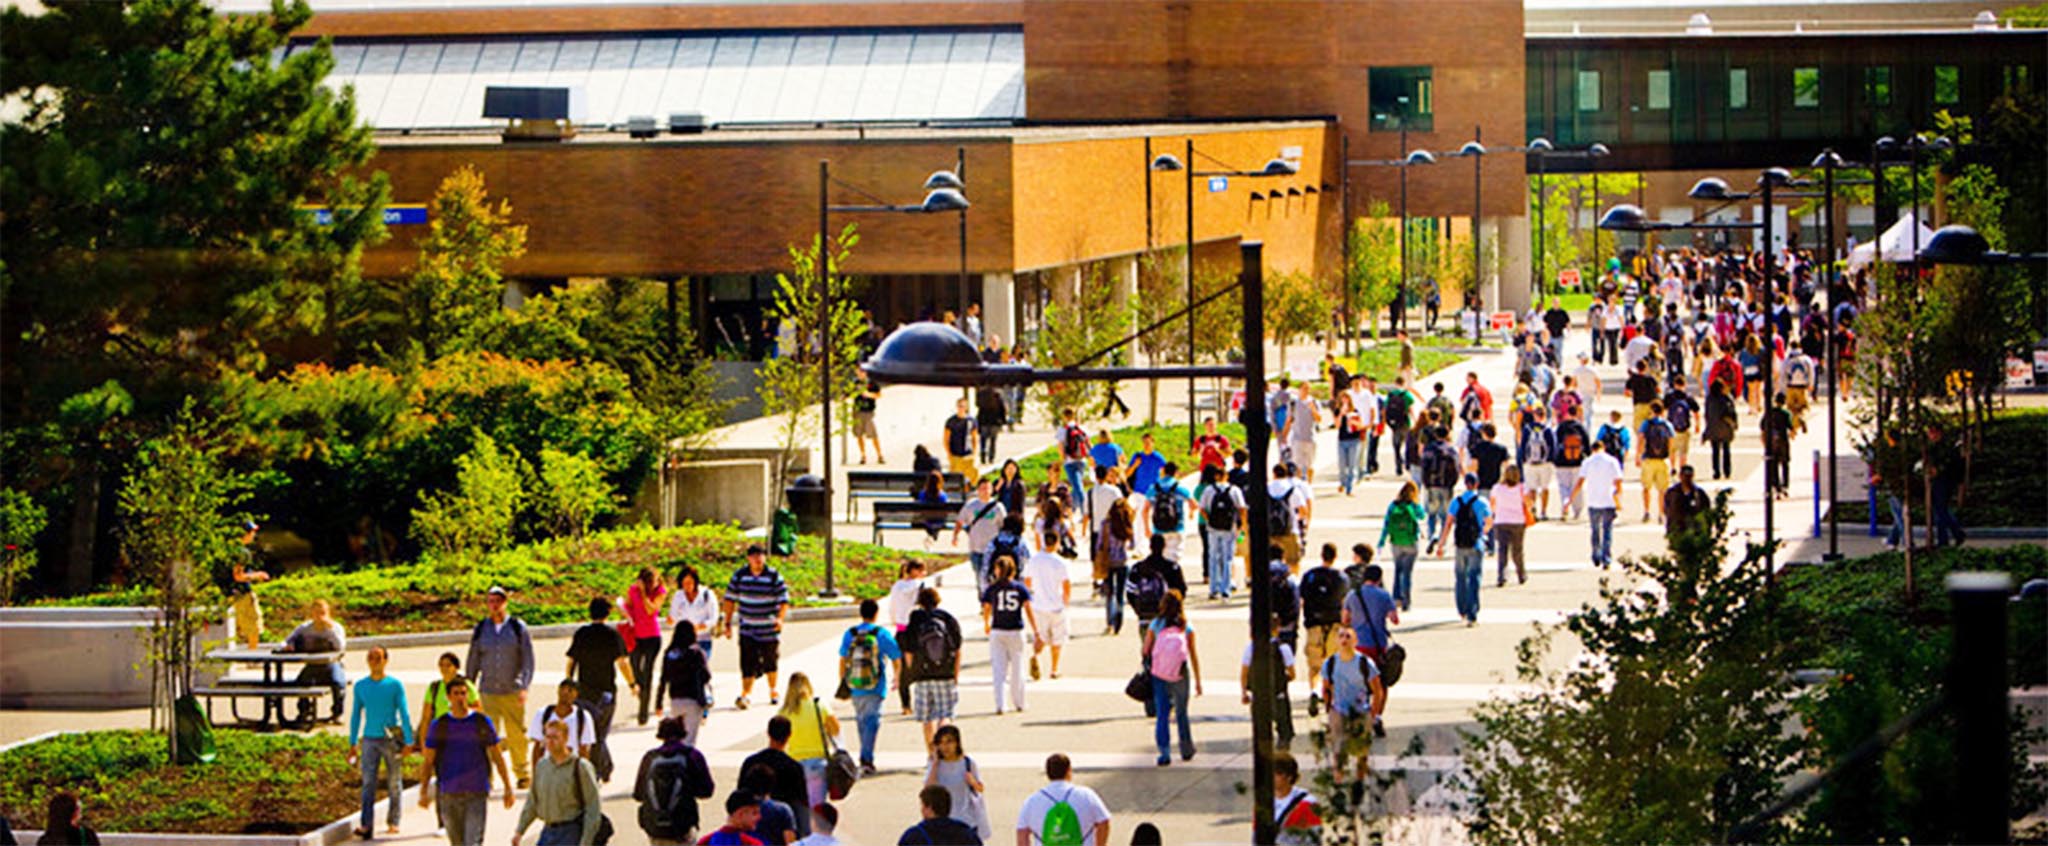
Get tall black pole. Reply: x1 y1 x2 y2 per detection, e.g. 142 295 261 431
1397 126 1409 335
1823 156 1842 561
1761 172 1777 580
958 146 970 337
1534 152 1547 301
1949 571 2014 845
819 160 837 596
1471 124 1483 346
1185 138 1197 450
1239 241 1277 846
1592 170 1603 281
1341 133 1353 354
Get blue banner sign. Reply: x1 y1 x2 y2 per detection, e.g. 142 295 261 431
304 204 428 226
1208 176 1229 193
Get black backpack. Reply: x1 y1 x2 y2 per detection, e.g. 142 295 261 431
1451 495 1484 549
1641 419 1673 459
1598 424 1626 457
986 531 1025 569
1269 568 1300 632
1151 483 1183 532
1385 390 1412 427
1203 484 1239 532
913 612 956 677
637 747 702 839
1298 567 1347 628
1127 566 1168 619
1423 443 1459 489
1267 487 1295 536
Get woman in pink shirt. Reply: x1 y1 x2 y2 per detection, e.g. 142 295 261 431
624 566 667 726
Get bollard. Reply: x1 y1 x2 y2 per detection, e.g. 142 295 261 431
1811 450 1822 538
1868 484 1879 538
1947 571 2012 845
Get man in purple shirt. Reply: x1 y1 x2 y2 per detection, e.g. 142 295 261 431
418 680 515 846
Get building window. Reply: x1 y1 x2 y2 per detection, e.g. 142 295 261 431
2007 64 2034 93
1864 66 1892 106
1369 66 1433 132
1934 65 1960 104
1729 67 1750 109
1793 67 1821 108
1577 69 1601 112
1646 69 1671 110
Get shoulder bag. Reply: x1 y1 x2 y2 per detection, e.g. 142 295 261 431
815 698 861 799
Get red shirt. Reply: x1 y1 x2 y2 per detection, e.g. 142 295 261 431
699 826 765 846
1194 434 1231 471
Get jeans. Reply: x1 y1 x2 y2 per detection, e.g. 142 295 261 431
1390 545 1418 611
1389 425 1411 474
1150 674 1194 762
1602 329 1620 364
968 552 990 596
296 662 347 721
537 821 585 845
1548 336 1566 369
852 694 883 765
630 637 661 724
1365 433 1382 474
578 692 617 781
1204 529 1236 598
1932 483 1966 546
1064 460 1088 511
1493 524 1527 584
1103 566 1127 632
358 737 403 831
1886 495 1906 546
1337 439 1361 494
1710 439 1732 478
989 629 1028 711
1424 487 1453 548
1589 507 1617 567
438 792 487 846
1453 547 1484 622
979 427 999 465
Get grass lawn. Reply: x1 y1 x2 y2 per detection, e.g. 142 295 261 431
1830 407 2048 528
0 729 414 835
1007 422 1248 487
1779 543 2048 684
1354 345 1466 385
49 524 946 639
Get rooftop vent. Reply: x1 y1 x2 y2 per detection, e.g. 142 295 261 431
669 112 708 135
1973 10 1999 31
627 116 658 139
1686 12 1713 35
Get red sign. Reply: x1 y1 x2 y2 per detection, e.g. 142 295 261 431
1489 311 1516 330
1558 268 1582 289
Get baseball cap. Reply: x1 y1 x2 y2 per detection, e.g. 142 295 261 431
487 586 509 597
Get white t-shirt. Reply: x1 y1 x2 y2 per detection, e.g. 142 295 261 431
1241 641 1298 671
793 836 841 846
1016 781 1113 846
526 702 598 747
1578 452 1626 510
888 578 925 628
1088 484 1123 529
1570 366 1601 400
1023 551 1070 613
1623 335 1657 373
1350 387 1381 429
1489 484 1528 526
667 585 720 637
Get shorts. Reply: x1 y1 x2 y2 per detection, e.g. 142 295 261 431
739 636 780 678
1289 439 1317 472
1276 533 1303 571
1302 624 1343 677
947 454 977 479
853 411 878 439
1524 462 1556 491
1640 458 1670 496
1032 608 1070 647
910 679 958 722
1329 711 1373 758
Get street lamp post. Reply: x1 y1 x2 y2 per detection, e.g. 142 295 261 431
817 160 971 596
1812 149 1847 562
1453 132 1487 345
1150 147 1297 451
1523 140 1611 301
862 242 1282 846
1344 146 1438 342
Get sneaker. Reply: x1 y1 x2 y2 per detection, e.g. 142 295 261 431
1307 694 1321 718
1156 757 1171 767
517 777 532 790
1373 719 1387 738
768 693 780 706
735 696 750 710
1030 656 1041 680
860 762 877 776
1182 747 1197 762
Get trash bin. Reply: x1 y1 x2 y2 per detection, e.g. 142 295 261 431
785 474 829 536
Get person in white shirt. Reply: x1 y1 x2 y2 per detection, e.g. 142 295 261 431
1569 352 1602 421
1267 463 1313 573
1622 331 1657 375
1271 753 1322 846
1286 387 1321 482
887 560 927 715
1023 532 1073 680
1015 754 1112 846
1570 444 1627 569
1351 377 1384 475
1087 466 1124 541
526 678 598 766
666 566 721 658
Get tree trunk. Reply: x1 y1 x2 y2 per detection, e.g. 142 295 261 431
1148 377 1159 426
64 467 100 595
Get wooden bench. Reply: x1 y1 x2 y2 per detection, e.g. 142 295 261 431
194 681 336 727
846 471 967 520
869 500 964 544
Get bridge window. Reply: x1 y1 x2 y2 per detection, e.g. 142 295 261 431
1934 65 1960 104
1369 66 1434 132
1729 67 1750 109
1793 67 1821 108
1577 69 1601 112
2007 64 2034 94
1646 69 1671 110
1864 66 1892 107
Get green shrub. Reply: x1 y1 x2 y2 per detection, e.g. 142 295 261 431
411 431 524 558
0 487 45 604
537 447 616 538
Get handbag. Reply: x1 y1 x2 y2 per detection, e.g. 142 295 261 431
1124 670 1154 703
815 698 860 800
569 757 616 845
833 676 852 701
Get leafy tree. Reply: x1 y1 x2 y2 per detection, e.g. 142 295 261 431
1266 271 1332 371
346 165 527 361
758 225 870 494
1032 262 1135 425
1 0 388 420
1135 249 1244 428
1346 201 1401 339
411 431 524 559
0 488 46 605
537 448 615 538
117 408 252 764
1463 496 1800 844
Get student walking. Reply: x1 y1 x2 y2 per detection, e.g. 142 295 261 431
1552 407 1593 521
525 680 596 784
1142 461 1193 563
567 597 639 782
510 720 604 846
1375 482 1427 612
1143 592 1202 765
1573 442 1627 569
1126 534 1186 630
1636 401 1676 523
1517 406 1557 520
838 599 903 773
899 785 983 846
1430 474 1493 626
1023 533 1071 679
887 561 927 715
1015 755 1113 846
659 622 714 746
1318 627 1386 786
1489 466 1532 586
979 556 1036 715
667 566 722 662
1295 549 1348 714
466 586 536 788
777 673 841 811
952 480 1007 594
923 727 993 842
1196 465 1245 599
418 680 516 846
634 716 717 846
348 646 412 839
625 566 668 726
723 544 791 709
698 793 766 846
1704 381 1738 481
905 587 964 751
944 397 979 479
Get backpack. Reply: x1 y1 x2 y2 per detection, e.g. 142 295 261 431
1422 443 1459 489
1298 567 1347 628
1269 568 1300 631
1150 482 1183 532
1459 392 1484 422
1062 425 1088 460
1267 486 1296 536
987 531 1026 570
913 613 956 676
637 746 701 839
1558 426 1587 463
1149 626 1191 681
1549 389 1580 423
1385 390 1413 427
1203 484 1239 532
1522 426 1552 464
1597 424 1625 457
1127 566 1168 619
1667 395 1693 431
844 625 882 691
1035 786 1086 846
1451 495 1484 549
1641 419 1673 460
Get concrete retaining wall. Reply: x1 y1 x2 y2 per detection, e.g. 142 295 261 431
0 607 226 708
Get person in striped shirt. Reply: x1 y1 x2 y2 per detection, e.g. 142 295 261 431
721 544 790 710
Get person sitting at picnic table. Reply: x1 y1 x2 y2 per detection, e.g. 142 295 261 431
285 599 349 724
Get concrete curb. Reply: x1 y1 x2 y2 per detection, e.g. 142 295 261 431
351 600 866 649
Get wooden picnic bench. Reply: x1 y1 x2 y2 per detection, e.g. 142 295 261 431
199 647 343 729
869 500 964 544
846 470 967 520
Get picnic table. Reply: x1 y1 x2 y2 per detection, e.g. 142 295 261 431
198 646 344 730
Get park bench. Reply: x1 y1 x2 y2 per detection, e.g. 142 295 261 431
193 679 336 728
846 470 966 520
869 500 964 544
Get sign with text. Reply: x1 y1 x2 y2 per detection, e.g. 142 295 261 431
1490 311 1516 330
1208 176 1229 193
1558 268 1582 289
304 204 428 226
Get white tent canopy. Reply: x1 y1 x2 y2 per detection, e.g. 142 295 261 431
1846 212 1938 271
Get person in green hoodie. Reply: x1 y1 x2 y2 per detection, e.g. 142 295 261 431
1376 481 1428 612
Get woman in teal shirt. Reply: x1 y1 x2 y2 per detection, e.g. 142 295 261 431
1376 481 1428 612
